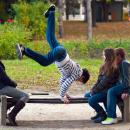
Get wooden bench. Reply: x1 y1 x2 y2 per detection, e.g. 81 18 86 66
0 95 87 126
0 95 130 126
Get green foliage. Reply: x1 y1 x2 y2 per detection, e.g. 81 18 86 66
0 22 32 59
62 40 88 58
12 0 49 39
87 39 130 58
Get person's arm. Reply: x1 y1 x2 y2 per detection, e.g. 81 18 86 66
92 69 119 94
121 61 130 94
0 66 17 87
0 61 5 70
60 76 75 103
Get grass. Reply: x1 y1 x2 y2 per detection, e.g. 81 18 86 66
3 58 102 92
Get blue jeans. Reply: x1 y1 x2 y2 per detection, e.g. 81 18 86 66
84 92 107 113
107 82 124 118
24 11 66 66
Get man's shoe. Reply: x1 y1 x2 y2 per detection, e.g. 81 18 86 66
44 4 55 18
16 44 24 60
94 115 107 123
101 117 118 125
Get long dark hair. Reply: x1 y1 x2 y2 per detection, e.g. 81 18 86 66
100 48 117 76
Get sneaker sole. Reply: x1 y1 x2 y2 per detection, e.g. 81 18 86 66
16 44 23 60
101 121 118 125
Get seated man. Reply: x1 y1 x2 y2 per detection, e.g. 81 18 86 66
16 5 90 103
0 60 29 126
102 48 130 125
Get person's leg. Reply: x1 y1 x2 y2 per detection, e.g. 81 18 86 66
0 86 29 126
24 45 66 66
88 92 106 113
88 92 107 122
101 83 124 125
46 9 59 49
45 7 67 60
84 92 91 101
107 84 124 118
0 86 29 103
16 7 66 62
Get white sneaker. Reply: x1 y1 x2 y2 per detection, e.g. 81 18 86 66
101 117 118 125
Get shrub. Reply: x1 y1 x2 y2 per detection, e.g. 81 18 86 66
87 39 130 58
0 22 32 59
12 0 49 40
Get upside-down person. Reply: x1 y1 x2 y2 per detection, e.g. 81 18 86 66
16 4 90 103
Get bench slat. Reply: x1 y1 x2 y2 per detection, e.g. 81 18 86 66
28 98 88 104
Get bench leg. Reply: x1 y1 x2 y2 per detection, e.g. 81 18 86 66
123 96 130 122
0 96 7 126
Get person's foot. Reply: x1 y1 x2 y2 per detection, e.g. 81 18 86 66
7 114 17 126
91 113 101 120
93 115 107 123
16 44 24 60
101 117 118 125
44 4 55 18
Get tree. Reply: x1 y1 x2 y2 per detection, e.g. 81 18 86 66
83 0 96 27
91 0 96 27
86 0 92 40
128 0 130 21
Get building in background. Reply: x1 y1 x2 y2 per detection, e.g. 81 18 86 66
0 0 126 22
62 0 124 21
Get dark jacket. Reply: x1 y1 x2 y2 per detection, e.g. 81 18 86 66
0 61 17 89
91 68 119 94
119 60 130 94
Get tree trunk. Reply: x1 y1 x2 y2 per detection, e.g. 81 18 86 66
83 0 87 21
86 0 92 40
58 0 64 38
128 2 130 21
65 0 69 20
91 0 96 27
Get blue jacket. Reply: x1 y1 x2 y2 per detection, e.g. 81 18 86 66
119 60 130 94
0 61 17 89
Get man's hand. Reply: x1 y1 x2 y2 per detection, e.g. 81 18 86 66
121 93 129 100
63 95 70 104
65 93 71 99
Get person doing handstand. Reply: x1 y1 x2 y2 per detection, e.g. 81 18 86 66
16 5 90 103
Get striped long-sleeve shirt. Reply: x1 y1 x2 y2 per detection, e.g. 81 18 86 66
55 54 83 98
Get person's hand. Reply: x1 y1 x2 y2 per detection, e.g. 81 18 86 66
90 89 94 96
63 95 70 104
121 93 129 100
65 93 71 99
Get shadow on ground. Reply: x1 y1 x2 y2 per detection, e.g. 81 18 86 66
18 119 125 129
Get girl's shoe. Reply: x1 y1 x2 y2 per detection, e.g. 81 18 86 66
94 115 107 123
101 117 118 125
91 113 101 120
